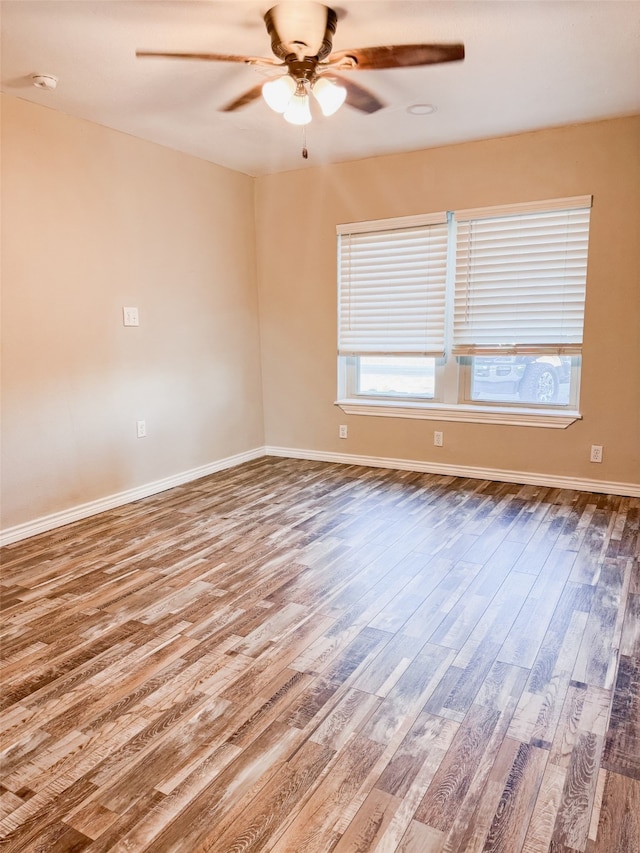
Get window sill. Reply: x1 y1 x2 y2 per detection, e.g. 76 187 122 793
335 399 582 429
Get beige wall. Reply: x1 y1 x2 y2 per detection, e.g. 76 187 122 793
255 117 640 488
1 95 264 530
2 100 638 538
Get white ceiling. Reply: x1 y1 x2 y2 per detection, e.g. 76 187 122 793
2 1 639 176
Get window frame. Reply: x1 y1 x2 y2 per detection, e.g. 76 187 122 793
336 196 591 429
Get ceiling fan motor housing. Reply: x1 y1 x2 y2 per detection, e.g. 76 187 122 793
286 57 320 82
264 4 337 62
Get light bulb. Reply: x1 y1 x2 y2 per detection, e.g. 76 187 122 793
284 91 312 125
312 77 347 116
262 75 296 113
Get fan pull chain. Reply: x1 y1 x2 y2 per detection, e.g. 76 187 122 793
302 124 308 159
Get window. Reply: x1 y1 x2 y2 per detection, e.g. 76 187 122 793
357 356 436 399
337 196 591 427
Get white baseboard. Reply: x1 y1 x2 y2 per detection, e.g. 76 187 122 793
0 447 264 547
3 444 638 547
265 446 640 498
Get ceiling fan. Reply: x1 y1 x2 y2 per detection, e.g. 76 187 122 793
137 2 464 126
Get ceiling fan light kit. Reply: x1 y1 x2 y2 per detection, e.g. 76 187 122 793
262 74 346 124
283 83 313 125
136 1 464 144
262 74 297 113
312 76 347 116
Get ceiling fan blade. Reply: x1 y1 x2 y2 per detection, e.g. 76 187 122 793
330 43 465 71
136 50 281 67
220 83 266 112
332 74 385 113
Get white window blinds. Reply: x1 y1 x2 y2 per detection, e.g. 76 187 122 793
453 196 592 355
337 213 449 357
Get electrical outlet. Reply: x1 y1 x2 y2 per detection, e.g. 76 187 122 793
136 420 147 438
590 444 603 463
434 430 443 447
339 425 348 439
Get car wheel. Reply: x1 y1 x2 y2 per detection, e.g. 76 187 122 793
519 363 559 403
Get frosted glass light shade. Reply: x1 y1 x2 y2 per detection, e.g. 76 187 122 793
284 92 312 125
312 77 347 116
262 75 297 113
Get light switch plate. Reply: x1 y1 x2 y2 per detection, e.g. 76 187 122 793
123 306 139 326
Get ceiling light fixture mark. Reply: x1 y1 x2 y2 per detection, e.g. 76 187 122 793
407 103 437 115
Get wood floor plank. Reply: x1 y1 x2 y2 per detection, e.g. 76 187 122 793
193 739 336 853
351 632 422 698
426 667 528 853
428 541 526 651
481 740 548 853
522 761 566 853
572 557 630 689
400 559 484 641
507 584 593 751
498 550 576 669
620 591 640 657
396 820 445 852
602 652 640 780
142 721 303 852
373 718 459 852
308 687 382 751
586 770 640 853
1 457 638 852
332 787 401 852
267 735 385 853
549 731 603 851
413 703 502 831
376 711 458 800
360 643 456 746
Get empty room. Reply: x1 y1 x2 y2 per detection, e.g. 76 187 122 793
1 1 639 851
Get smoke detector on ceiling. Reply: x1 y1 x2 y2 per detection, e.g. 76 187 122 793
31 74 58 90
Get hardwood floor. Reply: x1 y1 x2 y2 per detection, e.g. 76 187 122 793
1 456 638 852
